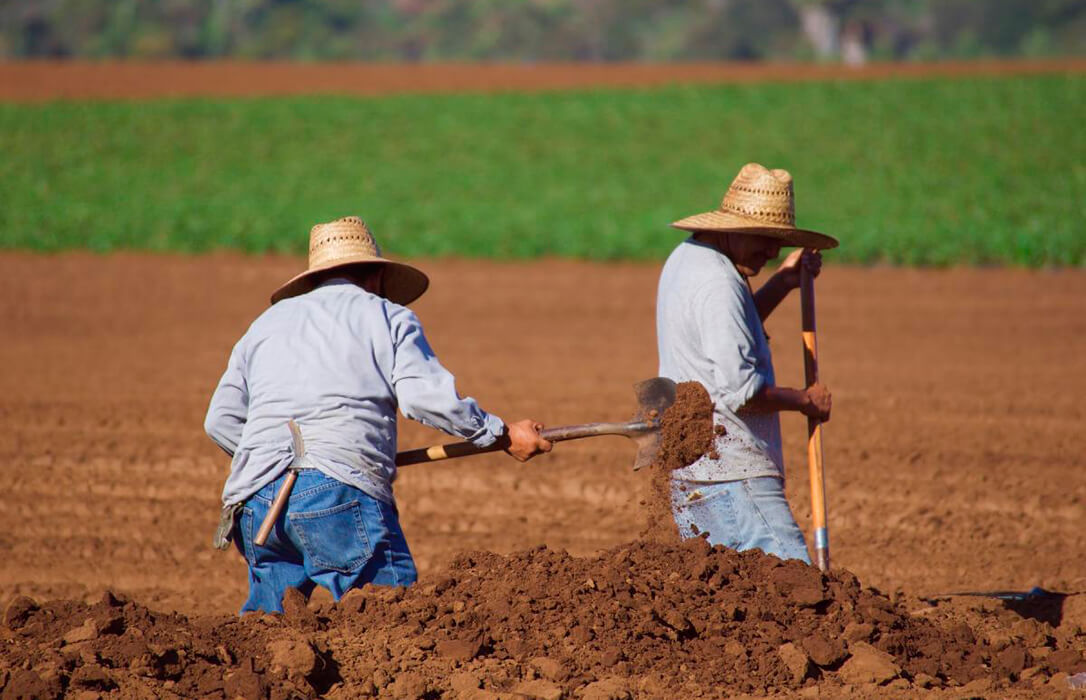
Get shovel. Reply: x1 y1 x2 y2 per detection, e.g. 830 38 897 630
253 377 676 547
396 376 677 469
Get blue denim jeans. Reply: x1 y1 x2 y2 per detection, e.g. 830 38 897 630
671 476 812 564
234 469 417 614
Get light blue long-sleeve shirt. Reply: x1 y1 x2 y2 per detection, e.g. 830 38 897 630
205 279 505 506
656 238 784 482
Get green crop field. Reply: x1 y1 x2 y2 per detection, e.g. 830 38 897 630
1 74 1083 265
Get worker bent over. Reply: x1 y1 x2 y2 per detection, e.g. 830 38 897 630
657 163 837 564
205 216 550 613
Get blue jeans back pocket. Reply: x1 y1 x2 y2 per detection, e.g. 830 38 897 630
289 501 373 574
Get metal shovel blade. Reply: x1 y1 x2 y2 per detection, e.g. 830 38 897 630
630 377 677 470
634 377 677 421
631 431 662 471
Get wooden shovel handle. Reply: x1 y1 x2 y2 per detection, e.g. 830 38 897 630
252 419 305 548
801 263 830 572
253 469 296 547
394 422 651 467
252 421 654 546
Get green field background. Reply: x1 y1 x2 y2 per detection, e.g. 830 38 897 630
2 74 1083 265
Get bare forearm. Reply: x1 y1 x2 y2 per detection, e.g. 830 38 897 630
754 248 823 320
753 273 792 321
740 385 809 414
740 383 831 421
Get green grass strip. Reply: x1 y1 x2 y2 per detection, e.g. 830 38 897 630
1 74 1083 265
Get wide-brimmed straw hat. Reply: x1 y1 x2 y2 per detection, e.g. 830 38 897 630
270 216 429 306
671 163 838 250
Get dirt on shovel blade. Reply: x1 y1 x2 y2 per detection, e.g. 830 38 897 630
642 381 723 543
655 381 719 473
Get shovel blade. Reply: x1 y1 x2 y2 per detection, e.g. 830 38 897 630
630 377 676 471
631 431 661 471
633 377 677 421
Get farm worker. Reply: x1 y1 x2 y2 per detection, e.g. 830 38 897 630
656 163 837 564
205 216 551 614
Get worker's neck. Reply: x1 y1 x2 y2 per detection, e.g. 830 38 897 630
693 232 748 276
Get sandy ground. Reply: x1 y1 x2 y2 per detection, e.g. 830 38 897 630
1 253 1083 616
0 58 1083 101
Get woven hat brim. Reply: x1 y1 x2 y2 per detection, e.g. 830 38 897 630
671 210 839 250
270 255 430 306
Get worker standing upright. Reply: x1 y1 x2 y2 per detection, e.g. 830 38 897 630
656 163 837 563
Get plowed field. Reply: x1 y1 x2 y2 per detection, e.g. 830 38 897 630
1 58 1083 100
1 254 1084 697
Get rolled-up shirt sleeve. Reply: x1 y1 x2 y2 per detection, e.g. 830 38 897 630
696 282 766 413
204 343 250 456
389 309 505 447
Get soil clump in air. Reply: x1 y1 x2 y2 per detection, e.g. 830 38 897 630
643 381 723 543
655 380 719 472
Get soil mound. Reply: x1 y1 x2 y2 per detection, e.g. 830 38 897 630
4 541 1082 699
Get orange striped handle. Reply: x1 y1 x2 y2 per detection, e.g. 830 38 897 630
801 264 830 572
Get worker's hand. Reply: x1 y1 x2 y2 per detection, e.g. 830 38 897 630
802 383 832 421
777 248 822 290
503 419 553 462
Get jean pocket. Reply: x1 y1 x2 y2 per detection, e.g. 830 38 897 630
675 487 741 548
289 501 373 574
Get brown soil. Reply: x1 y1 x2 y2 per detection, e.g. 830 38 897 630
655 381 718 473
2 253 1085 698
5 540 1083 699
642 380 718 545
0 58 1083 101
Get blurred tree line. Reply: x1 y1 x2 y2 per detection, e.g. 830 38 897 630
1 0 1082 61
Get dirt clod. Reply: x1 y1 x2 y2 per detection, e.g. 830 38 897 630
802 633 847 667
4 596 38 630
62 619 99 645
778 642 812 682
837 642 901 685
513 679 563 700
267 638 317 678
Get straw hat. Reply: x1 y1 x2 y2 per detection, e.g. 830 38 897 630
270 216 429 306
671 163 838 250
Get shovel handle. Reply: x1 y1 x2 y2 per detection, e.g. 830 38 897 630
801 263 830 572
253 419 305 548
394 421 652 467
253 469 297 547
253 421 655 543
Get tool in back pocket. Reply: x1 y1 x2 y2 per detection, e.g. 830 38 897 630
253 419 306 547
